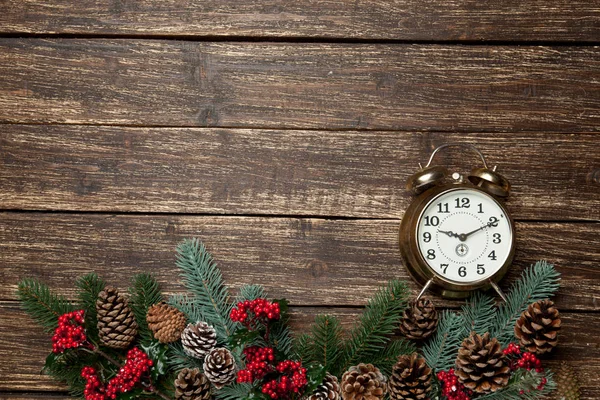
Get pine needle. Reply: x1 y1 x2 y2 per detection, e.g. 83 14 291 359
308 315 344 371
461 291 496 335
491 261 561 345
477 369 556 400
214 382 254 400
422 310 465 372
75 273 106 343
369 339 417 376
175 238 236 344
17 278 75 333
129 273 163 346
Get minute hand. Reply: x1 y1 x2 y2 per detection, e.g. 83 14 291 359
458 220 496 241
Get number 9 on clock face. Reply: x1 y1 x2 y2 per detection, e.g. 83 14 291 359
417 188 513 283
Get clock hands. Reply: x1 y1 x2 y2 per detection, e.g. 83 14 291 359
438 217 499 242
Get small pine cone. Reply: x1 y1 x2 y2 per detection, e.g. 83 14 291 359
182 322 217 359
96 287 138 349
146 302 187 344
399 298 438 341
175 368 212 400
554 362 580 400
515 299 561 355
388 353 432 400
203 347 236 389
306 373 341 400
341 363 386 400
455 332 510 393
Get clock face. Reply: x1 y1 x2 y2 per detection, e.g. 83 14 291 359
416 188 513 284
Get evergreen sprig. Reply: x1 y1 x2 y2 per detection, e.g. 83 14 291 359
214 382 254 400
491 260 561 345
461 291 496 335
302 315 344 371
339 279 409 373
477 370 556 400
17 278 75 333
76 273 106 343
422 310 465 372
175 239 236 344
369 339 417 376
129 273 163 346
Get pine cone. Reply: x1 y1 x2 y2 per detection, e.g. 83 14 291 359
181 322 217 359
554 362 580 400
398 298 438 341
515 299 561 355
175 368 212 400
341 363 386 400
455 332 510 393
146 302 187 343
96 286 138 349
388 353 432 400
306 373 341 400
203 347 236 389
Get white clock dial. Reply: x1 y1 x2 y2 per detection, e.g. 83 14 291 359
416 188 513 283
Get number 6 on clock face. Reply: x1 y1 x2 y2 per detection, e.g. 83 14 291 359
416 188 513 283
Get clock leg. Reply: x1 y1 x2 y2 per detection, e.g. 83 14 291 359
416 279 434 301
490 280 508 302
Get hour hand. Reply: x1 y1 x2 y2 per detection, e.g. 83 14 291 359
438 230 460 239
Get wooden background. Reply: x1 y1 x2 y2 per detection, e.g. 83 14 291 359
0 1 598 398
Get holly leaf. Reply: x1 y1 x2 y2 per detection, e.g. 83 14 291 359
141 341 169 381
303 363 327 397
117 388 146 400
43 352 61 374
229 328 261 349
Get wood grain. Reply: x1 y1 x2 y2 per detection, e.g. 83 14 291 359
1 303 598 397
1 213 597 310
0 1 599 42
1 40 598 131
1 126 599 220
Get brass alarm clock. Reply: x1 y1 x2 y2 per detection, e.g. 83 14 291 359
399 144 515 299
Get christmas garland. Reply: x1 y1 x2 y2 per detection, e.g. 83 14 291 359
17 238 572 400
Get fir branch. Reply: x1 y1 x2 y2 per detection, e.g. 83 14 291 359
129 273 164 346
422 310 465 372
491 261 561 345
165 341 204 372
338 280 409 374
214 382 254 400
295 333 312 361
369 339 417 376
17 278 75 333
76 273 106 343
176 238 236 344
461 291 496 335
237 284 267 302
477 369 556 400
269 320 294 360
304 315 344 371
168 294 206 326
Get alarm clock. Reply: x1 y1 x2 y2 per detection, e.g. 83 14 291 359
399 144 515 299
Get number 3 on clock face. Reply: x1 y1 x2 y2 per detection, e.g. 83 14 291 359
417 188 514 283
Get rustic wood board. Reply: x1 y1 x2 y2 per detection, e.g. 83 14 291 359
1 126 599 220
1 40 599 131
1 303 597 397
1 213 597 310
1 1 599 42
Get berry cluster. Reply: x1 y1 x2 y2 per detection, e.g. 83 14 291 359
503 344 543 372
237 346 276 382
230 299 281 328
437 369 472 400
80 348 153 400
261 360 307 399
52 310 87 353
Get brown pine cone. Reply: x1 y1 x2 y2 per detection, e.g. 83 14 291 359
341 363 386 400
554 362 580 400
182 322 217 359
146 302 187 344
398 298 438 340
96 287 138 349
515 299 561 355
175 368 212 400
455 332 510 393
388 353 432 400
306 373 341 400
203 347 236 389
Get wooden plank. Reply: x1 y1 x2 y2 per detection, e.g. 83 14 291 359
0 40 598 131
0 1 598 42
1 126 599 220
1 303 598 398
1 214 597 310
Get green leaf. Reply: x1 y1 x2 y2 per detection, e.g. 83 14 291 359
141 341 169 381
303 363 327 397
17 279 75 333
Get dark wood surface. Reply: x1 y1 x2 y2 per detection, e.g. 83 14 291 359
0 1 598 399
1 1 598 42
